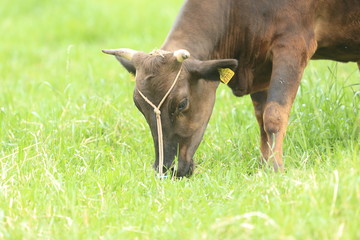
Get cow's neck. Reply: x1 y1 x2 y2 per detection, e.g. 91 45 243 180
161 0 236 60
161 0 255 96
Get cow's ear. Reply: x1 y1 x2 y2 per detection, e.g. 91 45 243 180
115 56 136 75
102 48 138 75
186 59 238 82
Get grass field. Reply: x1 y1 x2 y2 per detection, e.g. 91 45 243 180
0 0 359 239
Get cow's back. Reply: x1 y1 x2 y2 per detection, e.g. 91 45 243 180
313 0 360 62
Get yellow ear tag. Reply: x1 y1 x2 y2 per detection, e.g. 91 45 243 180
130 73 135 82
218 68 234 84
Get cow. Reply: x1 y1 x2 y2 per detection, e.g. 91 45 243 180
103 0 360 177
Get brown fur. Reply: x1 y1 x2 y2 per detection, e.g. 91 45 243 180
111 0 360 175
160 0 359 172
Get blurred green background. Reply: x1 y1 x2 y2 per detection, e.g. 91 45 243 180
0 0 359 239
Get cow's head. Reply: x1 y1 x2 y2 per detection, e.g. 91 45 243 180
103 48 237 177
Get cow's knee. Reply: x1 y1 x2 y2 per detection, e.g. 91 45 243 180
263 102 285 137
262 102 288 171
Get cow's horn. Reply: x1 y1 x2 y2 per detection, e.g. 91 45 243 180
174 49 190 62
102 48 138 60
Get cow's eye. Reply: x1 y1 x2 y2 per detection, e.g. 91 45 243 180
178 98 188 111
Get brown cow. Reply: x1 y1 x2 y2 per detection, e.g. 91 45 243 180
103 0 360 177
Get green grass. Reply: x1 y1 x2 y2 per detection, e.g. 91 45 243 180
0 0 359 239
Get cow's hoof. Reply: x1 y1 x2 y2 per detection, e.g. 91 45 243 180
273 162 284 172
259 159 284 173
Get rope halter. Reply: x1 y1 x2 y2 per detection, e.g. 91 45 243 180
101 47 191 178
137 67 183 177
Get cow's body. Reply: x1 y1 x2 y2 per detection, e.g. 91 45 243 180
104 0 360 176
163 0 360 96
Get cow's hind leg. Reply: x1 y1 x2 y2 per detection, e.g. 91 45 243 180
251 90 269 165
262 37 316 171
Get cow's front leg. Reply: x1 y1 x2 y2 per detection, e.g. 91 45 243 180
262 39 316 171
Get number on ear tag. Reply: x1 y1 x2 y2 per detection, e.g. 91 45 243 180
218 68 234 84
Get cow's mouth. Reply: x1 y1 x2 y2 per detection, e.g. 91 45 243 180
154 143 195 178
153 142 178 177
176 157 195 177
176 141 196 177
155 160 194 178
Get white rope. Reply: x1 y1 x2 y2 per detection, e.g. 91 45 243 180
137 67 183 177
